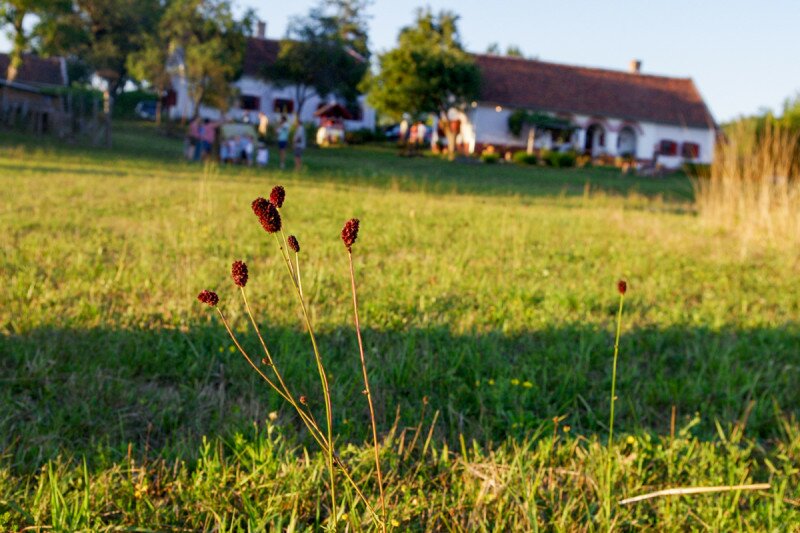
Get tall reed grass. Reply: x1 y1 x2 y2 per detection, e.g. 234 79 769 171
694 121 800 251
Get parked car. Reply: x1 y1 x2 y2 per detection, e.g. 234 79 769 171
383 124 401 141
134 100 158 121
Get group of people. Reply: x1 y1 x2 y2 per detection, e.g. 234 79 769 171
186 115 307 171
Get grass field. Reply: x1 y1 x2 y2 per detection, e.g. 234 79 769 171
1 123 799 530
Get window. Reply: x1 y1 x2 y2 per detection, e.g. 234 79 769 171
273 98 294 114
659 140 678 156
681 142 700 159
240 95 260 111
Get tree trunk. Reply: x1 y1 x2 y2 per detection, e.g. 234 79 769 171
103 89 113 148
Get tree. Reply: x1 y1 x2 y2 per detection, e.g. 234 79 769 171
0 0 67 80
126 33 171 125
162 0 253 120
264 0 370 119
505 44 523 58
365 9 480 156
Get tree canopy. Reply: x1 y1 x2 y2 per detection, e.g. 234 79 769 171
264 0 371 118
365 8 480 153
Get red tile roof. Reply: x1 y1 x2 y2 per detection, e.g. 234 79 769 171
242 37 281 77
0 53 66 86
474 54 715 129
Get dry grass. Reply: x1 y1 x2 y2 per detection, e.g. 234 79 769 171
695 121 800 252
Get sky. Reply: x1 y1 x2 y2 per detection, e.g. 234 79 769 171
2 1 797 122
251 0 800 123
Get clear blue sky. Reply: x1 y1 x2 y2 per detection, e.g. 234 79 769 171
2 1 796 122
254 0 799 123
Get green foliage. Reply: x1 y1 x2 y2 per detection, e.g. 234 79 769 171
264 0 370 117
480 151 500 163
364 9 480 121
508 110 574 137
345 127 381 144
683 161 711 178
545 150 577 168
512 150 537 165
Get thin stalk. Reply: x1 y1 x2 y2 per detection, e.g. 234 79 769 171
218 303 379 523
215 308 290 404
605 293 625 525
239 287 326 443
347 250 386 527
295 252 303 299
272 232 337 524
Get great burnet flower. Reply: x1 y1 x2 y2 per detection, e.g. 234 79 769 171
341 218 360 251
287 235 300 253
252 197 282 233
269 186 285 208
617 280 627 295
231 260 248 287
197 290 219 307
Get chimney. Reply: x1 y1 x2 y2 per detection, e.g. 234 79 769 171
629 59 642 74
256 21 266 39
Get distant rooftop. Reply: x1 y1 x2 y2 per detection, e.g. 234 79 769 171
0 53 66 87
474 54 715 129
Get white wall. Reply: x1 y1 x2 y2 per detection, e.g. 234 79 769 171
168 74 376 131
462 105 715 165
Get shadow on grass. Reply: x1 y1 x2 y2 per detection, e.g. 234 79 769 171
2 320 798 473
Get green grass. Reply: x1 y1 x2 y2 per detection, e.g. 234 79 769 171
1 123 798 530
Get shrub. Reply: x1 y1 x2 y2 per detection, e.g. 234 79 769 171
545 150 577 168
512 151 537 165
345 128 380 144
481 152 501 164
683 162 711 178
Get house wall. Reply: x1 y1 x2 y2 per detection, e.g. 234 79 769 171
168 75 376 131
461 104 715 165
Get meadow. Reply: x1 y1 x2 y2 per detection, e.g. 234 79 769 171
1 124 799 530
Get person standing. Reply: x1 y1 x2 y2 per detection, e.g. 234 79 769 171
277 117 290 169
293 120 306 171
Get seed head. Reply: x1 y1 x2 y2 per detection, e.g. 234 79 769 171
252 197 282 233
197 290 219 307
341 218 360 251
287 235 300 253
231 260 248 287
617 279 627 295
269 186 285 208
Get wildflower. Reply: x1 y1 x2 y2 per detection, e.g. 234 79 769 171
197 290 218 307
391 519 400 527
341 218 360 251
299 395 307 405
269 185 285 208
487 379 495 386
252 197 282 233
231 260 248 287
228 345 235 353
268 411 278 421
510 378 520 386
287 235 300 253
522 381 533 388
617 279 627 295
563 425 571 433
626 435 636 445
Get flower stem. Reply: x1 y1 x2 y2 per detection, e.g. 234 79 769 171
605 292 625 525
347 250 386 529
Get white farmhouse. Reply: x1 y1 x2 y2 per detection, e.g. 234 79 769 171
456 55 716 166
167 24 375 131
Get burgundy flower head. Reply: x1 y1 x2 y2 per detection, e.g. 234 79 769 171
617 280 627 295
269 186 285 208
287 235 300 253
341 218 360 251
197 290 219 307
231 260 248 287
252 197 282 233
